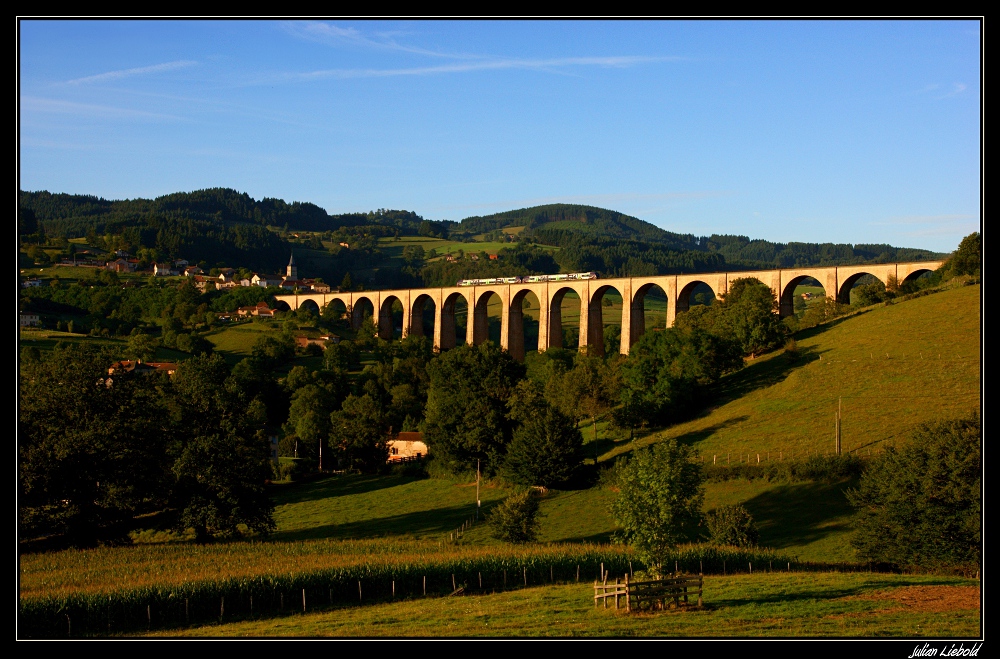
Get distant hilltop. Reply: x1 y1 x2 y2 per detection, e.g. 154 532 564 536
20 188 946 290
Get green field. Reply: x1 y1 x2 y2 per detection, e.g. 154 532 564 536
18 281 981 638
145 572 980 638
600 283 981 463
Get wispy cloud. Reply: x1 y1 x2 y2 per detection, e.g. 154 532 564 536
937 82 968 99
66 60 197 85
873 214 979 238
281 21 472 59
875 214 976 226
266 55 681 84
20 96 183 121
918 82 969 100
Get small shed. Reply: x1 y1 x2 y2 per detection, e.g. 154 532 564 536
387 432 428 462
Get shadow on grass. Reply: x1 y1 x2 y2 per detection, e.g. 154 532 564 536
736 479 859 553
555 531 616 544
272 474 421 506
270 501 483 542
712 345 827 407
709 576 969 609
672 416 751 448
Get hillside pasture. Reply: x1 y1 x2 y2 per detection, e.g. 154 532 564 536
144 572 980 638
600 284 981 463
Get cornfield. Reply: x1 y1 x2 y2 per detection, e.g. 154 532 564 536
19 538 792 638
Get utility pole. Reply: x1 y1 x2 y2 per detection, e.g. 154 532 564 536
835 397 842 455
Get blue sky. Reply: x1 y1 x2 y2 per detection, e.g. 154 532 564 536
19 19 980 252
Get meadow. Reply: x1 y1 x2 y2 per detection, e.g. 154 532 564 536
18 280 981 638
146 572 980 638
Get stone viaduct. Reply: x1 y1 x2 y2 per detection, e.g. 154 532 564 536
274 261 942 360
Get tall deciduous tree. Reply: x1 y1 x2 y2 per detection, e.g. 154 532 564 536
715 277 787 358
616 325 742 428
502 383 583 488
328 394 389 470
19 346 171 543
610 440 704 571
422 343 526 475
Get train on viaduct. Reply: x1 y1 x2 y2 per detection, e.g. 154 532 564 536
274 261 942 360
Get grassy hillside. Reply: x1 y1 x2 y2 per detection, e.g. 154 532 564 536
262 283 980 564
604 283 980 463
143 573 980 638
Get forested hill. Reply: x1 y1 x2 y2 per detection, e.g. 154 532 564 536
455 203 943 269
455 204 700 251
20 188 434 235
19 188 443 274
20 189 943 279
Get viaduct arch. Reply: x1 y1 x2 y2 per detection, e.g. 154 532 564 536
276 261 942 359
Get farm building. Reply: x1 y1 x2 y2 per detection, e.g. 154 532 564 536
387 432 428 462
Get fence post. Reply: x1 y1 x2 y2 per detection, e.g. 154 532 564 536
358 580 362 602
625 573 631 612
577 565 580 582
302 588 306 613
615 578 620 609
423 575 426 596
523 567 527 587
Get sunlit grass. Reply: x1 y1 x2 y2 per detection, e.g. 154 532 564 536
143 572 980 638
600 284 980 462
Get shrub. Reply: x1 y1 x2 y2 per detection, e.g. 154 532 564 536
609 440 704 570
487 490 541 544
846 413 981 573
705 504 759 547
501 405 583 487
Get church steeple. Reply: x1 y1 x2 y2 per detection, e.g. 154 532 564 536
286 252 298 280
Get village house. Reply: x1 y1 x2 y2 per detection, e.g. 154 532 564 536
387 432 428 462
107 258 137 273
153 263 178 277
191 275 214 291
183 266 204 276
251 273 283 288
108 360 178 377
294 336 330 350
20 313 40 328
237 301 276 318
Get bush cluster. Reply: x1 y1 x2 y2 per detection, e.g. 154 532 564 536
702 453 865 483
